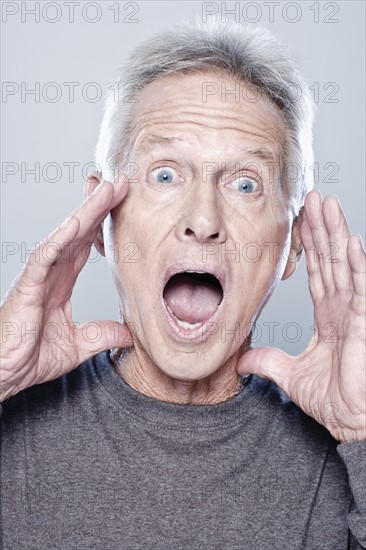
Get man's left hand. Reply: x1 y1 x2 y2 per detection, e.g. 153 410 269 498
237 190 366 444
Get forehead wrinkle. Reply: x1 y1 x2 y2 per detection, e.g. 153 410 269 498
127 73 288 161
131 109 285 140
129 104 286 167
134 135 281 167
131 120 282 160
131 109 277 134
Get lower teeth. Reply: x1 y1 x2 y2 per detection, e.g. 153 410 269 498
165 303 202 330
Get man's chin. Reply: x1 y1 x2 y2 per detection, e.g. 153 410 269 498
125 308 244 382
149 347 236 383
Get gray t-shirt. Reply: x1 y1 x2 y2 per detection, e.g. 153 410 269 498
1 350 365 549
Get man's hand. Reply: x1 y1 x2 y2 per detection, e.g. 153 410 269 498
237 190 366 444
0 178 133 402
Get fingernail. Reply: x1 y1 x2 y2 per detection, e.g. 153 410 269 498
92 182 104 195
60 216 73 228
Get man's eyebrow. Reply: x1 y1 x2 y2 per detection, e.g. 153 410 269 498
239 147 278 162
137 135 185 149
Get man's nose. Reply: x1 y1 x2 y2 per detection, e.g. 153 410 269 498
174 179 227 244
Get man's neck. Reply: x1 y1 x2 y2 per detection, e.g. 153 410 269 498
111 347 245 405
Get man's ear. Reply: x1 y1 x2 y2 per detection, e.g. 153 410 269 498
84 171 105 257
281 207 304 281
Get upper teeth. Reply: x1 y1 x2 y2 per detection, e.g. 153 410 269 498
186 270 206 274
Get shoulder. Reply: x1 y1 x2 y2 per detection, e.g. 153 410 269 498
0 351 110 426
248 374 335 450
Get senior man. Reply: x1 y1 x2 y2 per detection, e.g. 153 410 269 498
1 21 365 550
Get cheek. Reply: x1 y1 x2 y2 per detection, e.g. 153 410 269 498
106 192 162 281
229 203 290 245
109 194 145 244
227 212 291 297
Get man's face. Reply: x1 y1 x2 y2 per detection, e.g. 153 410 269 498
103 71 297 381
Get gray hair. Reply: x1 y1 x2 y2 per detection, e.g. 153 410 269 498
95 19 315 217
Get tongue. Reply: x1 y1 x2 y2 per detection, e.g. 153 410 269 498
164 274 222 324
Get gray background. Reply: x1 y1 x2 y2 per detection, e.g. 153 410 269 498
1 1 365 354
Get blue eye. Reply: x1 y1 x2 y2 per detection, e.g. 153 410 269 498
151 166 176 185
234 177 258 193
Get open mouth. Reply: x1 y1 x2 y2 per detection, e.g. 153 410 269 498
162 271 224 332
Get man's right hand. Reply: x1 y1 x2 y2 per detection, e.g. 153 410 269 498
0 178 132 402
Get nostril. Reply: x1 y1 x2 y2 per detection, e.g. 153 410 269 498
185 229 220 239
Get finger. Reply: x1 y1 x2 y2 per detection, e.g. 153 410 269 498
26 178 129 285
301 212 325 301
76 320 134 364
322 196 352 292
24 180 113 274
348 234 366 315
22 215 80 286
70 179 126 242
236 346 293 395
68 177 130 273
17 177 129 303
110 173 132 210
304 190 335 293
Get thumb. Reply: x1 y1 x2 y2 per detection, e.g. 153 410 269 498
77 320 134 363
237 346 294 391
